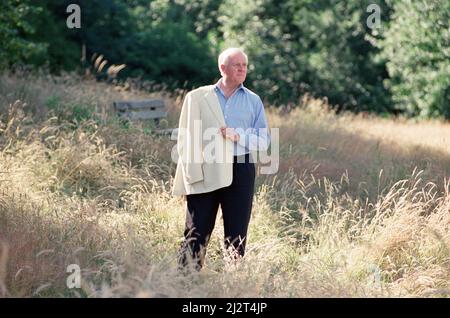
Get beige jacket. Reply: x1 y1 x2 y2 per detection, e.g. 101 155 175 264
172 85 234 196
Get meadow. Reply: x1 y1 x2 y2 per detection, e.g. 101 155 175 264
0 70 449 297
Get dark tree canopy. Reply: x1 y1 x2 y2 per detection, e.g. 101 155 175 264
1 0 448 118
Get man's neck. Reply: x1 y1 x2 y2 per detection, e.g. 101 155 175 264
220 78 241 98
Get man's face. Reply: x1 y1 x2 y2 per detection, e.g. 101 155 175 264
221 52 247 85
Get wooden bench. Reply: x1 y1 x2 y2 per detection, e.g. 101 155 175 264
113 99 176 136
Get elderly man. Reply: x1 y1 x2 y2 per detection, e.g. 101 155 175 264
172 48 270 270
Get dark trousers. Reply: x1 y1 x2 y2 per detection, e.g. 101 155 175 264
178 153 256 270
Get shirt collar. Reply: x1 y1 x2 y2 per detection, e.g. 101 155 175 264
214 78 245 96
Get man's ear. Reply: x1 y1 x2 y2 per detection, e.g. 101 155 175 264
219 64 226 75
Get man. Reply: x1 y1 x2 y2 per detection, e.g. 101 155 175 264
172 48 270 270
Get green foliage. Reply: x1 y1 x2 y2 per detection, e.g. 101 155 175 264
219 0 392 112
380 0 450 118
0 0 47 68
45 95 62 111
121 0 219 88
71 104 94 122
27 0 81 71
122 22 217 88
45 95 95 124
45 0 218 89
1 0 448 118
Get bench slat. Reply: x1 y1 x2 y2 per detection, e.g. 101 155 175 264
114 99 165 111
120 109 167 120
155 128 178 136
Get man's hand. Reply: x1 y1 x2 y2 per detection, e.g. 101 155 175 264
220 126 240 143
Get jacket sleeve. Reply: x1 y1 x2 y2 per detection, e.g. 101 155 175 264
177 92 204 184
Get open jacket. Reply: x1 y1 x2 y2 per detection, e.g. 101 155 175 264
172 85 234 196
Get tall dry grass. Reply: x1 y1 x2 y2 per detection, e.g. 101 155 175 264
266 95 450 200
0 70 448 297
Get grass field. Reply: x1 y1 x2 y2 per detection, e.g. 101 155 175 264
0 70 449 297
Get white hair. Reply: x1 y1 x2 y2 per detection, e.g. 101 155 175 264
218 48 248 69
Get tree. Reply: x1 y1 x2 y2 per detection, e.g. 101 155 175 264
380 0 450 118
218 0 392 113
0 0 47 69
119 0 218 88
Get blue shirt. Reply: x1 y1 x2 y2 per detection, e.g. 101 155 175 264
214 79 270 156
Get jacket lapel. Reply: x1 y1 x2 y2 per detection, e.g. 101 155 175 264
203 86 226 126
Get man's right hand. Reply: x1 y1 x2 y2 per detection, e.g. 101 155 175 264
220 126 240 143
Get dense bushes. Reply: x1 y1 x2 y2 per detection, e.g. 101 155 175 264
1 0 448 118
